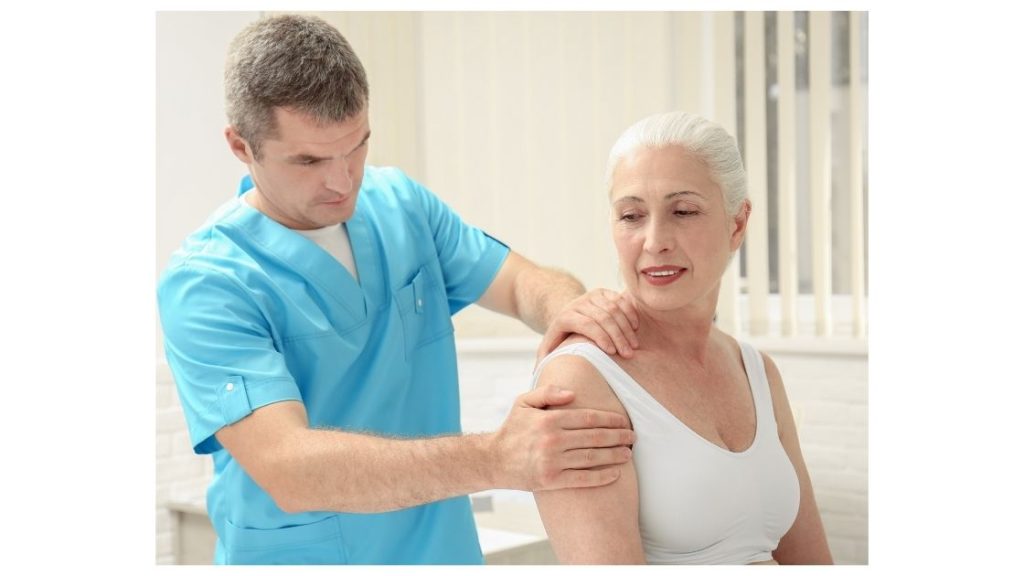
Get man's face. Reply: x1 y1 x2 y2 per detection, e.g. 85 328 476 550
228 107 371 230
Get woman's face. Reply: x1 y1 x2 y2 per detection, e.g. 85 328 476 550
610 145 749 313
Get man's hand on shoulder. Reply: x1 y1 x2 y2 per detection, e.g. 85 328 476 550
489 382 634 492
537 288 640 362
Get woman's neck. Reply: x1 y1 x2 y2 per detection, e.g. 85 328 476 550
634 299 721 365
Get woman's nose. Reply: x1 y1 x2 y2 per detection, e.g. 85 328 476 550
642 220 673 253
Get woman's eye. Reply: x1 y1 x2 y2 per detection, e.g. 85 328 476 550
675 210 698 217
619 213 641 222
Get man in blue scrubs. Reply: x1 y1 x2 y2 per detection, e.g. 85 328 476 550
158 14 640 564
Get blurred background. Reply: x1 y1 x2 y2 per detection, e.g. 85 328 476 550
156 11 868 565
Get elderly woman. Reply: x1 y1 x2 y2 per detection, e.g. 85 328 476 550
532 112 833 564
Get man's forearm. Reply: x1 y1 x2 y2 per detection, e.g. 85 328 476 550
273 429 498 514
228 384 633 515
512 265 585 334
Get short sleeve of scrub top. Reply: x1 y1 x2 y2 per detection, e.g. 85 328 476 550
158 264 301 454
393 170 510 315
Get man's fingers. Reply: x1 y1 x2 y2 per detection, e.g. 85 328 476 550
520 385 575 409
615 291 641 332
570 309 616 355
597 289 640 335
535 288 642 363
558 426 636 450
591 296 640 350
577 302 633 357
563 446 633 469
606 301 638 350
551 407 632 432
543 467 623 490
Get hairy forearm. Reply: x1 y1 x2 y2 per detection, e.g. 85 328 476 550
271 428 498 514
513 266 585 334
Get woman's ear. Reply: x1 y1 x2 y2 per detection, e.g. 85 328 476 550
729 199 752 252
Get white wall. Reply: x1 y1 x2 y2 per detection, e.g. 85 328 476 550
155 11 261 359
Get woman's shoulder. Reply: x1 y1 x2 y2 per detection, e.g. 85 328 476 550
712 328 745 357
716 331 790 417
713 329 778 378
536 337 629 418
715 330 782 386
537 335 609 389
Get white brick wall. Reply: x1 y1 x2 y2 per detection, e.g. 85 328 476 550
154 338 867 565
766 351 868 564
155 361 213 565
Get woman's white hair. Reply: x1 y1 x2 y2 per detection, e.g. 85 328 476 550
605 111 748 216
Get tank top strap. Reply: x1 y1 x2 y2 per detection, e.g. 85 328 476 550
532 342 672 424
737 340 779 434
532 341 622 391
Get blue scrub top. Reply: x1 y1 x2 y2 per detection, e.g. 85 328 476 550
158 166 509 564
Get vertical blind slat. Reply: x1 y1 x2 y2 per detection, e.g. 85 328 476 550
744 11 770 335
714 12 740 335
809 11 833 336
777 11 799 336
849 12 867 337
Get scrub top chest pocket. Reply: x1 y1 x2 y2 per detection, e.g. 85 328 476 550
393 265 453 360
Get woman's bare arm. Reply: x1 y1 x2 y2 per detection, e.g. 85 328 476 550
532 353 647 564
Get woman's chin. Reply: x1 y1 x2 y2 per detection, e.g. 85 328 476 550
636 293 688 313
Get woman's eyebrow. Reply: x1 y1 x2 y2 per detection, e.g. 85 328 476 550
665 190 703 200
613 190 705 206
612 195 645 208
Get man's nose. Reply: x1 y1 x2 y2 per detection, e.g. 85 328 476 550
325 158 354 193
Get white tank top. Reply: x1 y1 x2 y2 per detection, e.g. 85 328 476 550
533 341 800 564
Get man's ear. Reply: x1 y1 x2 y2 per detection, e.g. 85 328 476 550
729 199 752 252
225 126 255 164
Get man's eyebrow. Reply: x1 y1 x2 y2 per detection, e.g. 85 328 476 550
286 152 330 162
287 130 371 162
345 129 371 155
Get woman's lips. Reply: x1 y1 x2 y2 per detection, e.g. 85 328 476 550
641 266 686 286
